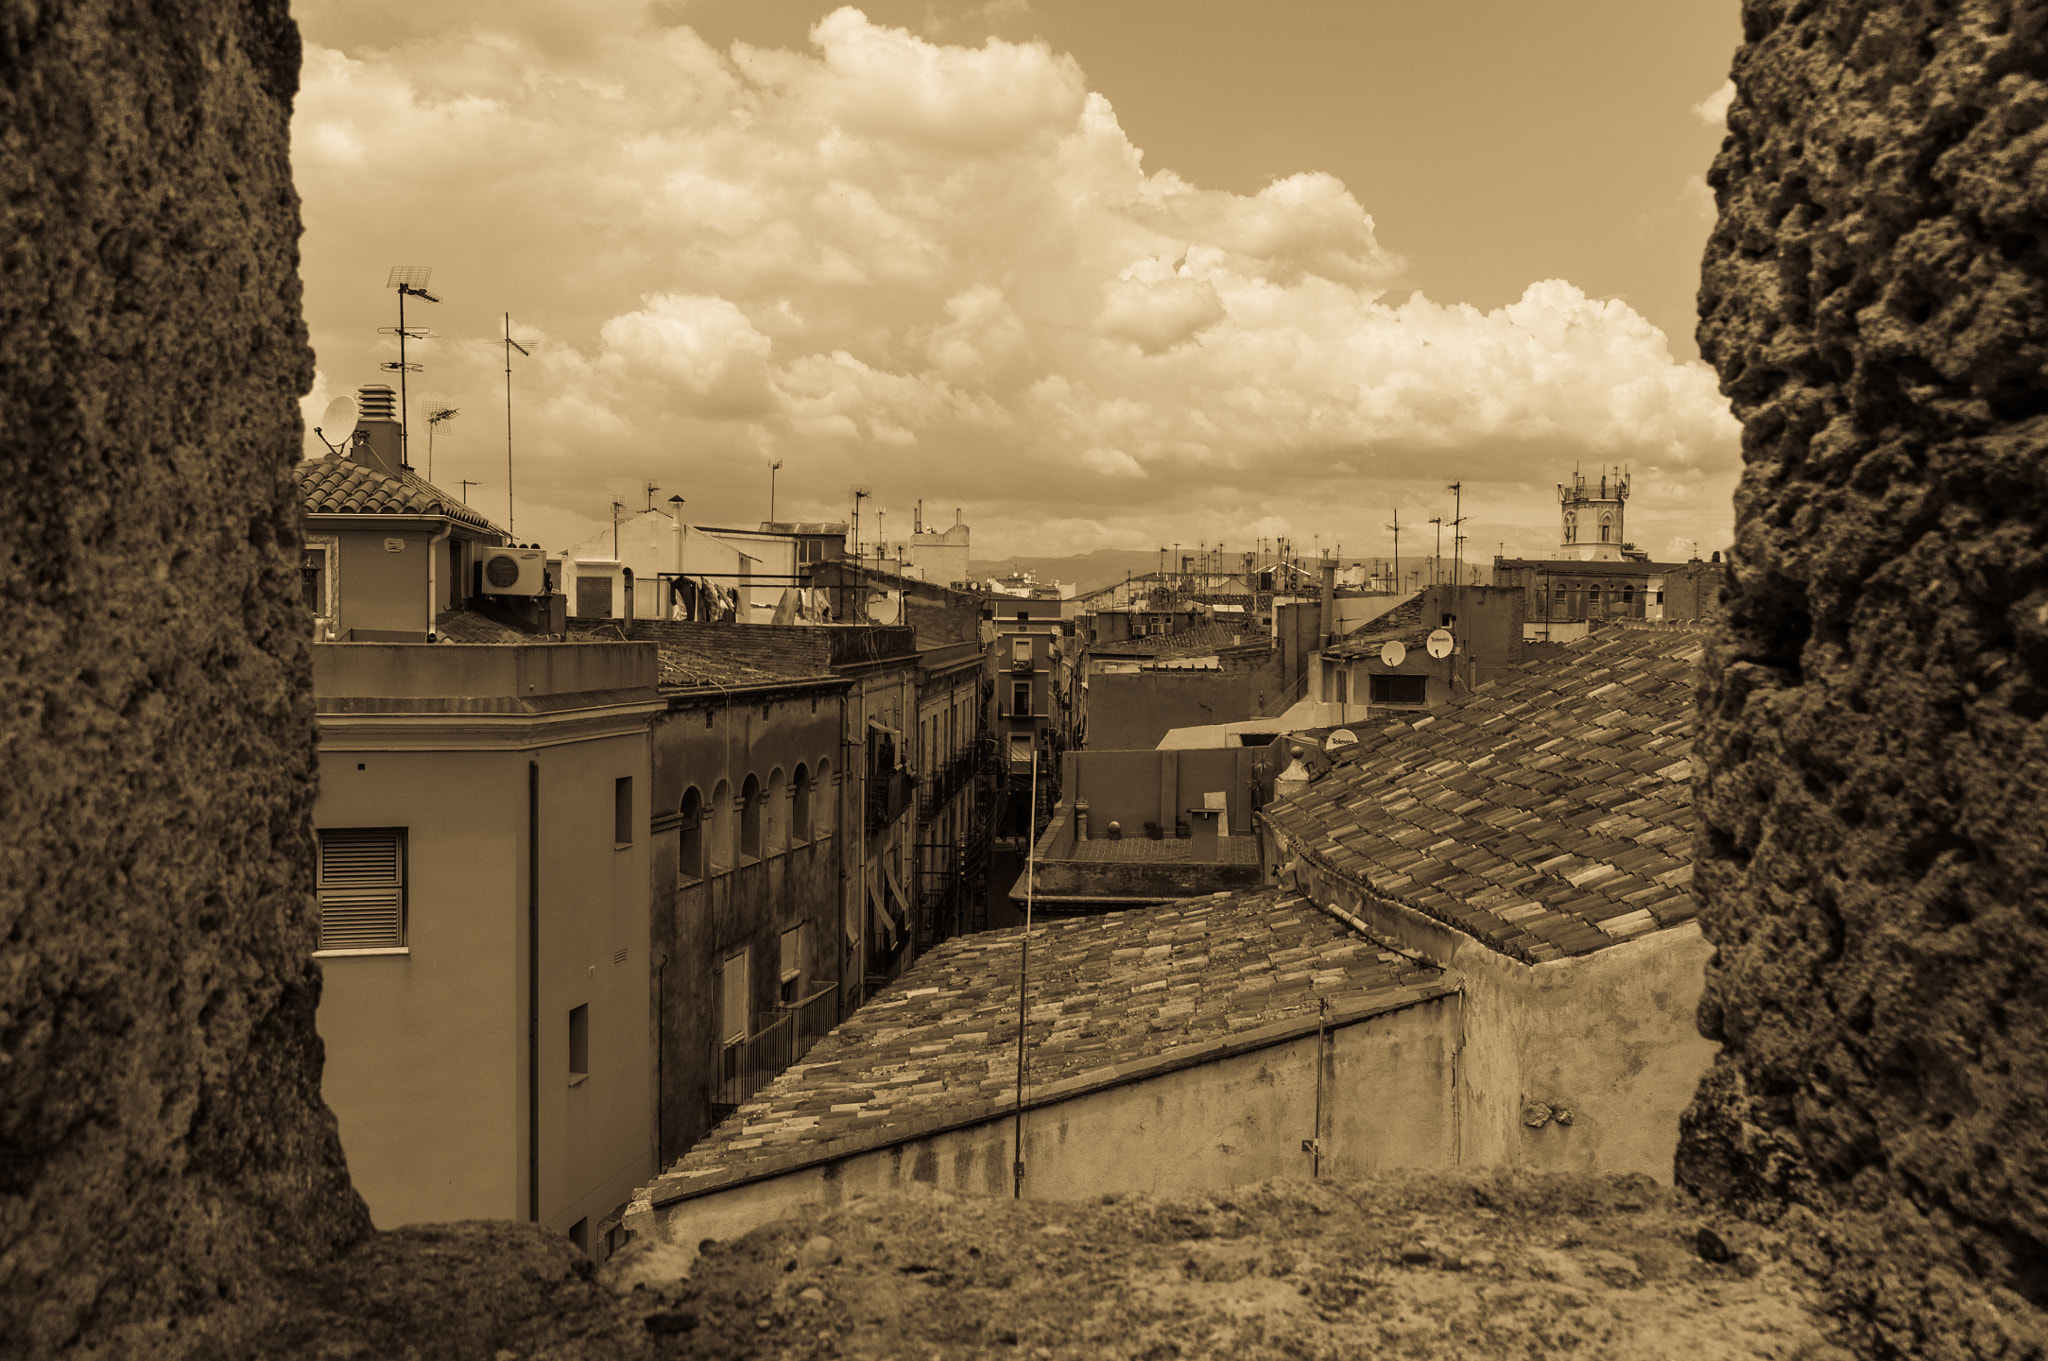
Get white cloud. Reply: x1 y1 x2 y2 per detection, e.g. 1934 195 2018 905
291 6 1738 557
1691 78 1735 127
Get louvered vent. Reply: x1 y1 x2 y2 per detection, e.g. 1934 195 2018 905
317 828 405 951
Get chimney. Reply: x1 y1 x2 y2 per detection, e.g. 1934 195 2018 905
353 384 405 480
1319 554 1337 647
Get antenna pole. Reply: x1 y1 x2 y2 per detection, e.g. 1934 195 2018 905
397 288 409 469
1013 744 1037 1199
502 314 530 539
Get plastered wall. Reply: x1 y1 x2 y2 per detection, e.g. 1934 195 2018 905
647 997 1457 1263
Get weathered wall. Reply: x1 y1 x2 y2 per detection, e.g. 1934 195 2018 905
1088 668 1281 751
0 1 371 1351
1680 3 2048 1354
643 997 1457 1264
651 695 845 1162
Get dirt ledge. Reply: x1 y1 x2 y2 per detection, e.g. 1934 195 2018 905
126 1172 1851 1360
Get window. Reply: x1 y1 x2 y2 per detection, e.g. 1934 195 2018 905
1011 637 1032 665
315 828 406 952
301 546 328 614
678 787 703 879
614 776 633 847
1012 681 1031 716
1370 673 1428 705
709 780 733 872
1600 524 1610 542
568 1004 589 1083
814 759 834 835
791 764 812 842
719 950 749 1045
765 768 786 854
779 925 806 1004
1009 733 1033 764
739 774 762 860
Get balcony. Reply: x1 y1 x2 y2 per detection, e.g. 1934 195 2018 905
709 984 840 1110
865 767 915 834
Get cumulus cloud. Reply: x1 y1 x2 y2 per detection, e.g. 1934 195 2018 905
1691 78 1735 127
292 5 1738 556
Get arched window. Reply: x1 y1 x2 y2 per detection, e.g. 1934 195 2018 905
791 763 812 842
814 758 833 836
765 768 787 855
739 774 762 861
709 780 733 873
678 787 703 881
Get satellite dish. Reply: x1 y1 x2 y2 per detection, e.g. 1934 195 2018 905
1426 628 1455 659
1328 729 1358 747
314 395 358 455
318 395 357 435
1380 640 1406 667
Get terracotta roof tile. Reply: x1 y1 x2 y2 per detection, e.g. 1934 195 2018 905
296 455 507 534
1265 623 1703 961
646 888 1453 1199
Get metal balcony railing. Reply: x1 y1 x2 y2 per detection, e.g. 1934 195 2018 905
709 983 840 1110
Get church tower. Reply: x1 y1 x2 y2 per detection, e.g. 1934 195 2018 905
1558 467 1630 561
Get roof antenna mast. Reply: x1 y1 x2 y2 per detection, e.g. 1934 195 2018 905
502 314 531 538
383 266 438 471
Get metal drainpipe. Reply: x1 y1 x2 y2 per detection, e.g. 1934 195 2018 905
426 522 452 636
527 759 540 1222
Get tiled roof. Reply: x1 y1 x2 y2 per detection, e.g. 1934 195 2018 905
1326 597 1428 655
1064 838 1260 866
623 620 843 690
1092 620 1272 659
296 455 508 534
1264 624 1704 963
433 610 532 645
647 888 1450 1200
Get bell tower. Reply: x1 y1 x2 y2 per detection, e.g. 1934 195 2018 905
1558 467 1629 561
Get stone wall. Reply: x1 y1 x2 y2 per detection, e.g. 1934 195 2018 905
1679 2 2048 1355
0 1 370 1352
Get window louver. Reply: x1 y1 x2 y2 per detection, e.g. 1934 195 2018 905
317 829 405 951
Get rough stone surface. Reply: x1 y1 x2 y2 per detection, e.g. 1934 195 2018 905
650 1175 1842 1360
1681 1 2048 1355
0 2 370 1354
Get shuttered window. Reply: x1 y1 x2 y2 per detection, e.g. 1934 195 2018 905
316 828 406 952
719 951 749 1045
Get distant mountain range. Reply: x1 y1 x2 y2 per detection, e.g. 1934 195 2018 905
966 549 1179 596
967 549 1384 596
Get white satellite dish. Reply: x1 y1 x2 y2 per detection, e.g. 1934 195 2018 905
1426 627 1455 659
1328 729 1358 747
315 395 359 455
1380 640 1406 667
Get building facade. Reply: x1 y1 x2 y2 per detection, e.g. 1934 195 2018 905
311 642 663 1254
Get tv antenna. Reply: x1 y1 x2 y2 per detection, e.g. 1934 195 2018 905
424 407 459 483
849 484 872 564
1447 481 1467 589
644 480 660 512
769 459 783 523
460 479 480 504
313 394 358 457
502 314 530 536
1384 509 1401 594
382 266 439 469
1427 516 1443 585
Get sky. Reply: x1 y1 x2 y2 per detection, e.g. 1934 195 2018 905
291 0 1744 565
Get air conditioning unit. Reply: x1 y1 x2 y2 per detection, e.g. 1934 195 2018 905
476 546 546 596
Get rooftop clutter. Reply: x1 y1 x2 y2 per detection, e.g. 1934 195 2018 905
1265 623 1703 962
